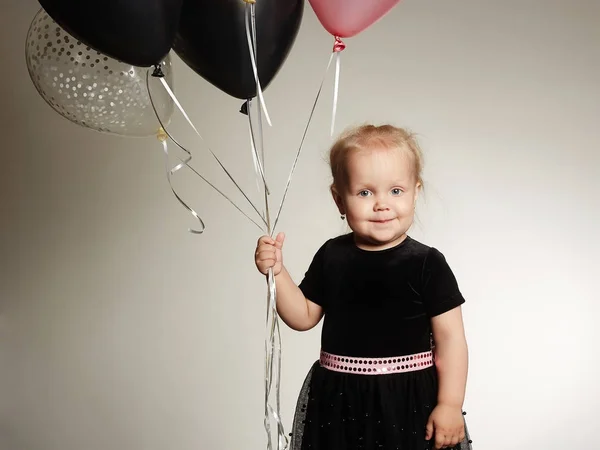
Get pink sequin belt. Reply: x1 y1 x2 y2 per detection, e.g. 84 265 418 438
320 349 434 375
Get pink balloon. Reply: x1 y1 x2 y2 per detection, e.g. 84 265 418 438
308 0 401 38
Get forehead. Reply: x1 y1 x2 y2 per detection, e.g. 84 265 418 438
346 146 414 183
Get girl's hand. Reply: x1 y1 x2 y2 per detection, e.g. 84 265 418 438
425 404 465 449
255 232 285 276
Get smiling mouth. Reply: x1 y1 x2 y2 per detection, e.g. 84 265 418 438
371 218 395 223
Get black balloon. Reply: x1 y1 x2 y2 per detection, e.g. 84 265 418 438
37 0 184 67
173 0 303 100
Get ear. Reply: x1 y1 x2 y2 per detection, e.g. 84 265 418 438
330 185 345 215
414 182 422 207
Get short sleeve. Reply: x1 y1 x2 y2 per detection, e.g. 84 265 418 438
298 241 329 307
421 247 465 317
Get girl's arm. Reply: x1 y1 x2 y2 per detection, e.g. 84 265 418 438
431 306 469 408
274 266 323 331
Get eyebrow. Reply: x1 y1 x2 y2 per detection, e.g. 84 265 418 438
349 181 409 191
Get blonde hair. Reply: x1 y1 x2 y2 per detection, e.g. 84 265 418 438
329 124 424 191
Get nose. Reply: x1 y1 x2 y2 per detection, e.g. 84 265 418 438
373 196 390 212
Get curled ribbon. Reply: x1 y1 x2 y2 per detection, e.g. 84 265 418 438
156 127 205 234
147 67 266 232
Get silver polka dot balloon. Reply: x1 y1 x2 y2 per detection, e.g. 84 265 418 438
25 8 175 137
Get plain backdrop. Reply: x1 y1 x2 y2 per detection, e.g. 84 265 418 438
1 1 599 449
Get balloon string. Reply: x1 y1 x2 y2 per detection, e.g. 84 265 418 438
247 86 287 450
248 116 265 200
273 303 285 450
157 75 266 222
147 71 265 232
246 102 270 196
263 271 287 450
159 128 264 231
330 37 345 137
249 6 269 220
271 52 336 233
147 69 268 229
247 100 268 224
165 134 264 231
248 101 288 450
245 3 272 127
159 137 205 234
158 73 202 137
331 51 341 137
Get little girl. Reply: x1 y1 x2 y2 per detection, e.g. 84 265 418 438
255 124 472 450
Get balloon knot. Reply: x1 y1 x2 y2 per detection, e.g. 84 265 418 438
239 100 250 115
333 36 346 53
151 65 165 78
156 127 168 142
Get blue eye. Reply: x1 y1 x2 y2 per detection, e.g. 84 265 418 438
358 190 371 197
391 188 404 196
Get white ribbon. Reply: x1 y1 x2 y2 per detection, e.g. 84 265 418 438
331 51 341 137
245 3 272 127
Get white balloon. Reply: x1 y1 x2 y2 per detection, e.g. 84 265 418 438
25 8 175 137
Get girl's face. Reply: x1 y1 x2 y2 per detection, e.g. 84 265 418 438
333 146 420 251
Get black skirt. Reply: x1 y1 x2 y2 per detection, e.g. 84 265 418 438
289 361 473 450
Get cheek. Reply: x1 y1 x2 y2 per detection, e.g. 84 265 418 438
346 198 369 216
395 200 416 216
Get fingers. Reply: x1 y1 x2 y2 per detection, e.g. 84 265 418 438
255 235 281 275
275 232 285 248
255 256 276 275
444 435 458 448
425 419 434 441
426 407 465 449
255 247 276 264
433 430 463 449
256 249 276 262
434 433 446 449
257 233 285 250
256 244 278 261
257 235 275 246
451 423 465 446
430 426 464 449
255 235 277 260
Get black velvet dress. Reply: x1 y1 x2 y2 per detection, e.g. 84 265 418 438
290 234 473 450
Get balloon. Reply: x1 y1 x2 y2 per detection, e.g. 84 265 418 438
173 0 303 100
37 0 184 67
308 0 400 38
25 9 175 137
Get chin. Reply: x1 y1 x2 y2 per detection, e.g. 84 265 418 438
368 231 404 245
